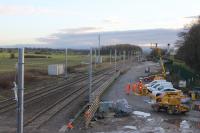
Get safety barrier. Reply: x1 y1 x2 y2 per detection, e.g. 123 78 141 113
84 71 120 128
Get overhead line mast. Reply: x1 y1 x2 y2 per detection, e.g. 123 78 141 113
98 34 101 63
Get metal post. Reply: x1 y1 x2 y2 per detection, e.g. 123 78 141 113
123 50 125 66
167 43 170 54
130 51 132 64
17 48 24 133
98 34 101 64
65 48 68 78
89 48 93 103
115 49 117 72
94 48 96 68
127 51 129 61
110 50 111 64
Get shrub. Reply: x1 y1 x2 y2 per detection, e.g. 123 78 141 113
10 53 15 59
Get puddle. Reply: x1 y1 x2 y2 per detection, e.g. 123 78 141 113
147 118 154 122
123 125 137 130
164 119 200 129
96 131 137 133
132 111 151 118
140 126 165 133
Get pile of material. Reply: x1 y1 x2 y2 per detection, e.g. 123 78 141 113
114 99 132 117
97 99 132 118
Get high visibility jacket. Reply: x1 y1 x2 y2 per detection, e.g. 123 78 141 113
67 122 74 129
125 83 131 94
132 83 137 92
138 82 143 92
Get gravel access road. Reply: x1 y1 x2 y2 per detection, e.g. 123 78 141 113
86 61 200 133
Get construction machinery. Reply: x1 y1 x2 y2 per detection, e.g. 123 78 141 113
133 44 190 114
150 90 189 114
134 81 190 114
141 47 166 82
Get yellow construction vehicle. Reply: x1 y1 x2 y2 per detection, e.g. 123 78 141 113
148 44 166 80
150 91 189 114
135 44 190 114
134 85 190 114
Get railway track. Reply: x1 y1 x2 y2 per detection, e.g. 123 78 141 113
0 65 115 114
24 71 111 128
0 62 127 130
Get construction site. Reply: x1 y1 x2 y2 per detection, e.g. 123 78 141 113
0 43 200 133
1 1 200 133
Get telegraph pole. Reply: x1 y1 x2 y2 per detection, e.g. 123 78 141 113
65 48 68 78
17 48 24 133
89 48 93 103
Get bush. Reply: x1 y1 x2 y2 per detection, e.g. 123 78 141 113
10 53 15 59
24 55 51 58
0 73 15 90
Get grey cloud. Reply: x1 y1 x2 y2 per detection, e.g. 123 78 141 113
37 28 182 49
184 15 199 19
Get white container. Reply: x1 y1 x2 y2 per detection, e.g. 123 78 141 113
179 80 186 88
48 64 65 76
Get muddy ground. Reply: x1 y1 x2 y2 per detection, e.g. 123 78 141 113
84 61 200 133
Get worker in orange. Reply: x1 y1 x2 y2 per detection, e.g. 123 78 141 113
138 80 143 94
125 82 131 95
67 121 74 129
132 83 137 94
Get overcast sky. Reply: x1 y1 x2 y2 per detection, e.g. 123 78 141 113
0 0 199 48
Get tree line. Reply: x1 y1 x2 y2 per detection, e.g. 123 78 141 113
100 44 142 55
0 44 142 56
175 17 200 72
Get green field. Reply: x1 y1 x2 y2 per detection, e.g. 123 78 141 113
0 51 112 74
0 52 89 73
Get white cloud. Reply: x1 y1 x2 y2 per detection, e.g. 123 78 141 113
103 16 129 30
60 27 103 34
104 17 123 25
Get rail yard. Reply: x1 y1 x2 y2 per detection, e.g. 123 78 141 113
0 51 133 133
1 51 200 133
1 1 200 132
